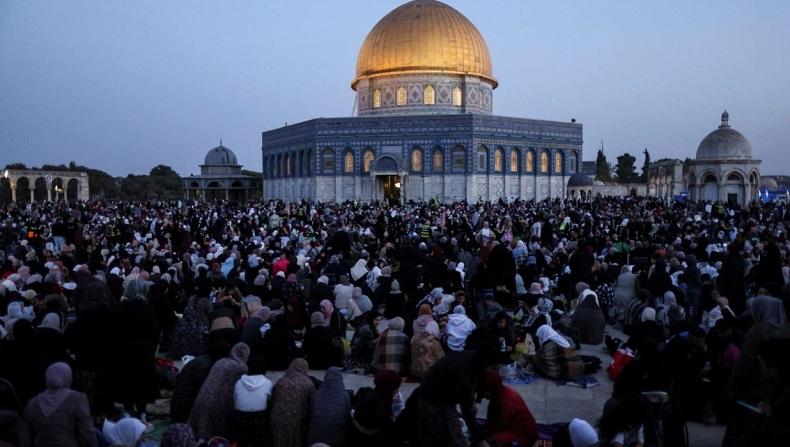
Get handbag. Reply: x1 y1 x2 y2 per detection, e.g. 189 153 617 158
607 347 635 380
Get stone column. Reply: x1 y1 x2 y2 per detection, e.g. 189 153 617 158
30 189 34 203
10 182 16 203
47 185 52 202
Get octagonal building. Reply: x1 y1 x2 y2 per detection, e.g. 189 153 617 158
262 0 583 203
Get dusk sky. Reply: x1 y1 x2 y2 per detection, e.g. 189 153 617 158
1 0 788 176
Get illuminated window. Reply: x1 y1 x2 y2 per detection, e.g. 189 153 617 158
322 148 335 173
510 148 519 173
494 148 504 172
477 146 488 172
362 149 374 173
433 148 443 172
344 150 354 173
568 150 577 174
526 150 534 172
452 86 462 106
397 87 407 106
373 89 381 108
411 148 423 172
452 145 465 172
423 85 435 105
554 152 564 173
540 151 549 173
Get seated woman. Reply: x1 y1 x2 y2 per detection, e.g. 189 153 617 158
571 287 606 345
350 312 382 372
480 371 539 447
372 317 410 375
233 356 272 446
410 315 444 378
517 296 554 344
349 369 402 447
303 312 343 370
533 325 597 380
490 311 515 353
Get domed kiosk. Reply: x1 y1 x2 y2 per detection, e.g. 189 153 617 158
648 111 760 206
183 142 261 201
688 111 760 205
261 0 583 203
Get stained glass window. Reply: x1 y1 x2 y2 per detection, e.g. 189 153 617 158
423 85 435 105
397 87 407 106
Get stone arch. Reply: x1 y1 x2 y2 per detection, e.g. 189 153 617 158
34 177 48 202
432 146 444 172
568 150 578 174
526 148 535 173
0 177 10 203
344 148 355 174
51 177 65 201
540 150 550 173
373 155 400 173
493 147 504 172
510 147 520 173
477 145 489 173
452 145 466 173
701 172 719 202
362 147 375 174
554 151 564 174
411 146 423 173
16 177 31 203
321 147 336 174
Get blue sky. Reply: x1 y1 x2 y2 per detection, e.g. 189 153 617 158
1 0 788 176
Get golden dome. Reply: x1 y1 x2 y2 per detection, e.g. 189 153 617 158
352 0 496 90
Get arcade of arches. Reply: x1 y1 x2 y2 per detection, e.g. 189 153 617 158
1 169 89 203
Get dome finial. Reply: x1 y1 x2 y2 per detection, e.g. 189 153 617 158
720 110 730 128
219 137 223 146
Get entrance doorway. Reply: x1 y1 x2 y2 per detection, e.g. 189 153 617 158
379 175 401 204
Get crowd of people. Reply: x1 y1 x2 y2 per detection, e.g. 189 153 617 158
0 195 788 446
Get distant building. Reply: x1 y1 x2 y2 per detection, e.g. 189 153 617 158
183 143 261 201
646 111 760 206
261 0 582 203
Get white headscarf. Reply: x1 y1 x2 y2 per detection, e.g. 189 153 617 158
103 418 146 446
569 418 599 447
536 324 570 348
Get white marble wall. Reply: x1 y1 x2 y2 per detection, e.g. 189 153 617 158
265 174 570 202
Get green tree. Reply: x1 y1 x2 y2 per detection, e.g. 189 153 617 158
595 149 612 182
640 149 651 183
615 153 638 183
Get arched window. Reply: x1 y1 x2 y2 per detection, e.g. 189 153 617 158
510 148 519 173
373 89 382 108
411 147 423 172
554 151 564 174
568 150 578 174
322 147 335 174
452 86 463 106
526 150 535 173
494 147 504 172
433 147 444 172
452 145 466 172
397 87 407 106
423 85 435 105
344 150 354 173
477 146 488 172
362 149 374 173
281 155 287 178
540 150 549 173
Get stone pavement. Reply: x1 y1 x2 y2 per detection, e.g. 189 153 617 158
264 325 726 446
